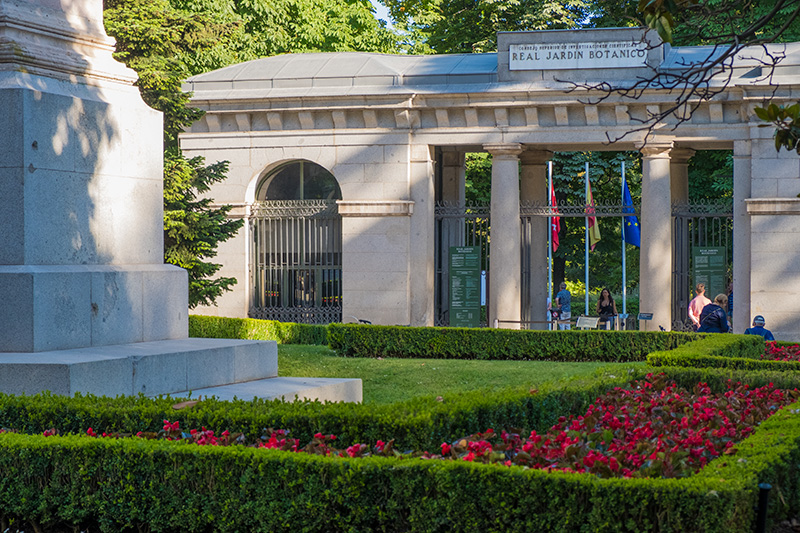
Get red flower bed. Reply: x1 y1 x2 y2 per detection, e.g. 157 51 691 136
4 374 796 480
762 341 800 361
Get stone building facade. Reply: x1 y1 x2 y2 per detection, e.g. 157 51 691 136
180 28 800 340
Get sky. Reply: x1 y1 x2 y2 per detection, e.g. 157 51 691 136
369 0 394 28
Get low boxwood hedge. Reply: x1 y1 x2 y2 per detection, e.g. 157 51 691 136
327 323 700 362
189 315 328 345
3 365 800 532
3 359 797 451
646 334 800 372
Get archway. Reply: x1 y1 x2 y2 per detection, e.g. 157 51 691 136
249 160 343 323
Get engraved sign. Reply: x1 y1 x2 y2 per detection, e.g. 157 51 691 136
509 41 649 70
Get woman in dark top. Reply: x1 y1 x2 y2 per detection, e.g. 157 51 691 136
697 294 730 333
596 288 618 329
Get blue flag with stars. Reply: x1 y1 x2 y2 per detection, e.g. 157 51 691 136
622 177 640 247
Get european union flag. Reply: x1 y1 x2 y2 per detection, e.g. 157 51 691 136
622 177 640 247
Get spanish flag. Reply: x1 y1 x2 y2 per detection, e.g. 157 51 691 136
587 181 601 251
550 182 561 252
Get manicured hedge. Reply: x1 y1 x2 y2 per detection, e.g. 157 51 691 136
189 315 328 345
0 376 625 451
327 323 701 362
2 366 800 455
3 366 800 532
0 431 756 533
646 334 800 372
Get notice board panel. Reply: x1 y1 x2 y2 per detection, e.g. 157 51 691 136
449 246 481 328
692 246 727 301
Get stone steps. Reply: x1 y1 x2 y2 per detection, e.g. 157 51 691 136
0 338 362 403
179 376 362 403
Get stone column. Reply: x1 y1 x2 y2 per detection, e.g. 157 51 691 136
485 143 523 329
732 141 752 333
440 149 466 205
408 144 436 326
520 149 552 329
669 148 694 204
669 147 694 319
638 141 674 330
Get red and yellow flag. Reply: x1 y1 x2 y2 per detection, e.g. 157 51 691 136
550 182 560 252
587 182 601 251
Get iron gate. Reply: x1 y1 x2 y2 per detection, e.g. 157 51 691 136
672 200 733 327
249 200 342 324
435 201 641 328
434 202 491 326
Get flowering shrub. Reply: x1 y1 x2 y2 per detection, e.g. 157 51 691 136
762 342 800 361
14 374 797 480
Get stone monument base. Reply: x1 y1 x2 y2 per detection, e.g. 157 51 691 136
0 339 362 402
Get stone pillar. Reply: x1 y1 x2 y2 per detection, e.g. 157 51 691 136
408 144 436 326
746 127 800 341
485 143 523 329
0 0 290 401
669 147 694 319
440 149 466 204
638 142 674 330
732 141 752 333
669 148 694 204
520 149 551 329
0 0 188 352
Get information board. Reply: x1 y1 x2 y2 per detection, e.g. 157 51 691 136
692 246 727 301
449 246 481 328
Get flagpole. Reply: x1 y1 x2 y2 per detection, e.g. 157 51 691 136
585 161 590 315
621 160 627 317
548 161 553 330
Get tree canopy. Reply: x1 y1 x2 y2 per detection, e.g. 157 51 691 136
381 0 590 53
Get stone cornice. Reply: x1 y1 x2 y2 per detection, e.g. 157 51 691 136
0 0 137 85
185 91 797 136
745 198 800 215
484 143 524 158
337 200 414 217
637 140 674 158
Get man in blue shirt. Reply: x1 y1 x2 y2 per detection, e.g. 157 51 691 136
744 315 775 341
555 282 571 330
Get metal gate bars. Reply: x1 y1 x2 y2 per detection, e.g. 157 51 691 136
671 200 733 328
249 200 342 324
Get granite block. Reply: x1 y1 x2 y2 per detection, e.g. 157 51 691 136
90 268 144 346
232 340 278 382
141 265 189 341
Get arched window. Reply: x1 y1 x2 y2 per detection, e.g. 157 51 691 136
249 160 342 324
256 160 341 201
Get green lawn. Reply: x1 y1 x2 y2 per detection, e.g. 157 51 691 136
278 344 643 405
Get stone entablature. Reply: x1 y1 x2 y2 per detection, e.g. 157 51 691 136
337 200 414 217
187 96 768 137
746 198 800 215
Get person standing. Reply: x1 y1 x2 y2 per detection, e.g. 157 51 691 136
555 282 572 330
744 315 775 341
687 283 712 330
596 288 618 330
697 294 730 333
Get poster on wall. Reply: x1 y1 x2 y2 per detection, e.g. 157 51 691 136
692 246 727 302
449 246 481 328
